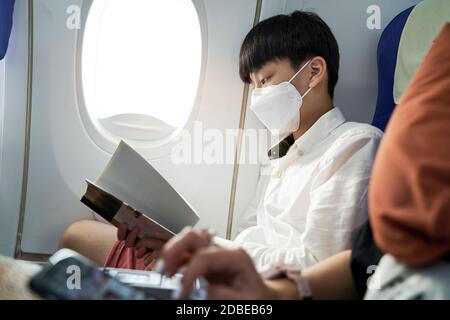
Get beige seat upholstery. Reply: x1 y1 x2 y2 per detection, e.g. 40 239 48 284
0 256 42 300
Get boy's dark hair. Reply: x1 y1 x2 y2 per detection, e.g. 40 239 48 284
239 11 340 98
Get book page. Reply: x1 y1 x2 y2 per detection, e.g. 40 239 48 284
95 141 199 233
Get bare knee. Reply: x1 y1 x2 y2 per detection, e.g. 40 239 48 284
59 220 95 250
58 219 117 265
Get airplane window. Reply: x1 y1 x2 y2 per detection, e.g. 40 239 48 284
82 0 202 141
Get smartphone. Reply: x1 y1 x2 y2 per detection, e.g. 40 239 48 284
29 249 207 300
29 251 154 300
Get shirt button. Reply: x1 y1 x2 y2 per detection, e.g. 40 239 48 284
273 170 283 178
297 149 304 156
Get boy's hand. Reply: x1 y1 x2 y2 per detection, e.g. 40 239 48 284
117 223 166 259
144 250 162 271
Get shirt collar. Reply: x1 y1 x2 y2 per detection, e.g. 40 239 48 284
289 107 346 155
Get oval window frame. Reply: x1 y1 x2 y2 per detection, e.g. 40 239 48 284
75 0 208 159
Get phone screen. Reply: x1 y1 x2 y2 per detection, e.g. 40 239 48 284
30 257 153 300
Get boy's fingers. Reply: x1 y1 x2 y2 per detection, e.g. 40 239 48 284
124 227 140 247
117 223 129 241
144 252 154 267
136 246 147 259
151 249 161 261
145 259 158 271
136 238 166 251
144 250 161 269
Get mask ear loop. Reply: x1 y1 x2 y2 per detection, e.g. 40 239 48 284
289 60 313 99
301 86 313 99
288 59 312 83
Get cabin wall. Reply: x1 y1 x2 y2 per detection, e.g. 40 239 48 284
16 0 260 256
0 0 29 256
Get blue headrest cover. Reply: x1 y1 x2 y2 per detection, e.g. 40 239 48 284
372 6 415 131
0 0 15 60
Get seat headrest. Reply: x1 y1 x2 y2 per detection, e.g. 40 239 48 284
371 6 414 131
0 0 15 60
393 0 450 103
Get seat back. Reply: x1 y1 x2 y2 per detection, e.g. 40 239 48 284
371 6 415 131
0 0 15 60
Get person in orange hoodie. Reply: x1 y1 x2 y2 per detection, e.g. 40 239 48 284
151 24 450 300
368 28 450 267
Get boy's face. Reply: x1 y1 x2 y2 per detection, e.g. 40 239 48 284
248 57 331 138
249 58 311 94
249 58 314 128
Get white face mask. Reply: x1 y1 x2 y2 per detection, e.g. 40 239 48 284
249 60 312 138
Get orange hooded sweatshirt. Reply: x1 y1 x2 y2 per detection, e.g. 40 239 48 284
369 24 450 267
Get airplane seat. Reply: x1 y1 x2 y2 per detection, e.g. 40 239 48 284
0 0 15 60
371 6 415 131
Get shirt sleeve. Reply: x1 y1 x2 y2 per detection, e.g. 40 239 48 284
239 129 383 271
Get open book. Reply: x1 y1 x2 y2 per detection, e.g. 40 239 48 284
80 141 200 241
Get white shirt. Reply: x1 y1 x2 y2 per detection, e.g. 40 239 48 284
230 107 383 271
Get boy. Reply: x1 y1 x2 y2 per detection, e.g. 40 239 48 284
61 11 382 271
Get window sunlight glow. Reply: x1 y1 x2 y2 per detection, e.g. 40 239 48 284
82 0 202 139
